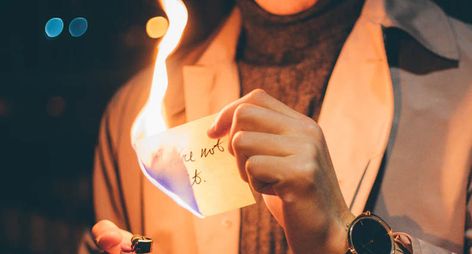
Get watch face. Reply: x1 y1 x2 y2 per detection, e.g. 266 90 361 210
350 217 393 254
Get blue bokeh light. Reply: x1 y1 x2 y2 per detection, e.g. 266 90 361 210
69 17 88 38
45 18 64 38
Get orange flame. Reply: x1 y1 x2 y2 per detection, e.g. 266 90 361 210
131 0 188 144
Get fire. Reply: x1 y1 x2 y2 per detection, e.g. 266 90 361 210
131 0 188 144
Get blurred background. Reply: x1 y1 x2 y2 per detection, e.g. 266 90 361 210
0 0 470 253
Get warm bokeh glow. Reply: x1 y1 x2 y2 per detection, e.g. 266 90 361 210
131 0 188 144
146 16 169 39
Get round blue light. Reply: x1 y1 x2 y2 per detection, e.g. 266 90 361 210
45 18 64 38
69 17 88 38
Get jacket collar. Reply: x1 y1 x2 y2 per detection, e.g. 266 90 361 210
362 0 459 60
194 0 460 64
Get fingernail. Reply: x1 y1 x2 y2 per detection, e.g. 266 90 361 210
121 242 133 253
207 124 217 137
209 121 216 132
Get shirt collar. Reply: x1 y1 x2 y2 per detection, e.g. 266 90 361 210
362 0 460 60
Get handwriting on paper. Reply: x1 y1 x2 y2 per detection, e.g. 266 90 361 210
191 169 204 185
134 114 255 217
182 138 225 162
183 138 226 185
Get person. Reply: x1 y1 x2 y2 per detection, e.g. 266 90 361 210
79 0 472 253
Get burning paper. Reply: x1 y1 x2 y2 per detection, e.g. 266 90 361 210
131 0 254 218
134 115 255 217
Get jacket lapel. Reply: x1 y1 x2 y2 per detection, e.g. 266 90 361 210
318 12 394 215
181 8 242 254
182 66 215 121
183 8 241 120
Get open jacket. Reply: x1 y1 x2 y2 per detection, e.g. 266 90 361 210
84 0 472 253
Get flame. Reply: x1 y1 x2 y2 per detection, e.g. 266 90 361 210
131 0 188 144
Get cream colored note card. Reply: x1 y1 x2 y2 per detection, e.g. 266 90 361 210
134 114 255 218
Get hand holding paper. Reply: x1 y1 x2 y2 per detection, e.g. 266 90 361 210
207 89 355 254
133 114 255 218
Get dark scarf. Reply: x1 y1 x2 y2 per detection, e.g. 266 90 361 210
236 0 364 253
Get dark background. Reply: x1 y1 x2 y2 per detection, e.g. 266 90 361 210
0 0 470 253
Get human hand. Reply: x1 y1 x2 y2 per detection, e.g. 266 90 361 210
208 89 355 254
91 220 134 254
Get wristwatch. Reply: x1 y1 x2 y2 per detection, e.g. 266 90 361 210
346 211 395 254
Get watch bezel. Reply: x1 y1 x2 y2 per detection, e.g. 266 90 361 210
347 211 395 254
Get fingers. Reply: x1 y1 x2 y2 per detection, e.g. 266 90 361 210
205 89 324 201
92 220 133 253
245 155 293 195
244 153 319 200
208 89 304 138
226 103 306 154
232 131 305 181
92 220 121 251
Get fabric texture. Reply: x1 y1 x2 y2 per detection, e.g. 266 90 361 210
236 0 364 253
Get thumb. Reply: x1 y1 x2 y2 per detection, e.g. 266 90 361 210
92 220 133 253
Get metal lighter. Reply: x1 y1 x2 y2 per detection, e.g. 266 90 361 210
131 235 153 254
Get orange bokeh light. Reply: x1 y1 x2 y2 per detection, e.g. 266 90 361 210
146 16 169 39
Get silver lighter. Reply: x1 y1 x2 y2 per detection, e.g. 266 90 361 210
131 235 153 254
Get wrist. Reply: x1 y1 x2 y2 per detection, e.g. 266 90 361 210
326 212 356 254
